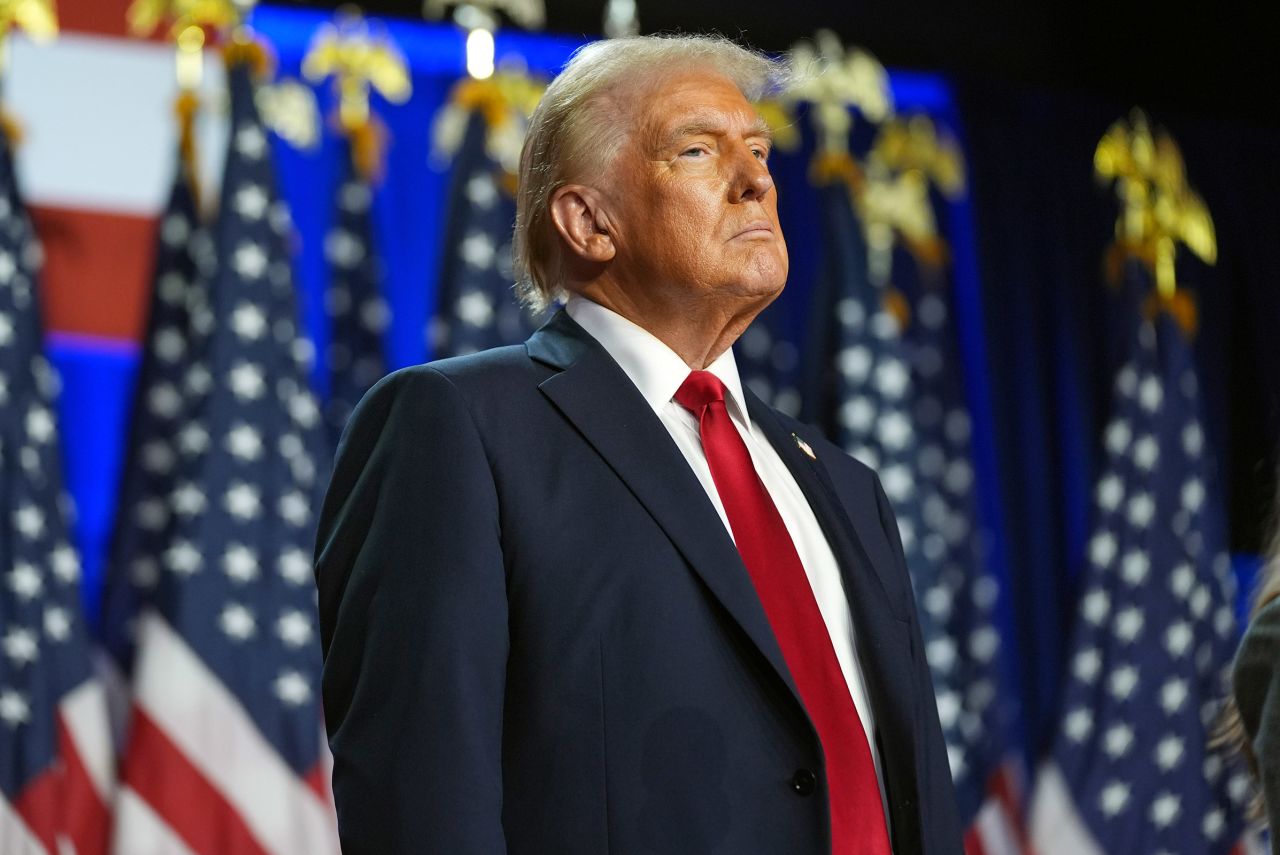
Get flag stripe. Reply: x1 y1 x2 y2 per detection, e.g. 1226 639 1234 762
54 713 112 855
112 788 200 855
0 795 45 855
27 204 156 340
123 709 272 855
60 673 115 802
8 35 227 217
1029 763 1105 855
129 614 337 855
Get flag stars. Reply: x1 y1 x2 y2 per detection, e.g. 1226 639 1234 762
1202 809 1225 839
50 545 79 584
231 303 268 340
1154 734 1184 770
1126 492 1155 527
226 423 264 461
876 411 912 450
1105 420 1131 455
6 562 42 601
0 690 31 728
279 490 310 526
1096 474 1124 512
1160 677 1188 714
1102 722 1134 758
1149 793 1180 830
3 628 39 665
1082 588 1110 625
1108 664 1139 701
465 174 497 208
225 482 262 520
1088 532 1117 569
274 670 312 706
223 544 259 583
1170 563 1195 598
1073 647 1102 683
1099 780 1131 817
44 607 71 641
1064 707 1093 743
148 383 184 419
276 550 310 587
1131 435 1159 471
457 290 495 327
233 242 269 279
219 604 257 640
154 327 186 363
165 540 202 576
1183 422 1204 457
1120 551 1150 586
461 232 495 269
0 313 11 345
171 482 207 517
234 183 269 220
1181 478 1205 513
840 397 875 433
873 359 909 399
325 228 365 267
276 610 312 648
229 362 266 401
289 394 320 429
26 405 54 443
13 503 44 539
1114 606 1144 642
141 440 177 476
838 346 872 383
235 125 267 160
1138 375 1163 412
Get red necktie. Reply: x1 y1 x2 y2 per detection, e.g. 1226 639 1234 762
675 370 892 855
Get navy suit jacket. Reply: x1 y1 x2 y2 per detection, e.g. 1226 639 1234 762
315 310 963 854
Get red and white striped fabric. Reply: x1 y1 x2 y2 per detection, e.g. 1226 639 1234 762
7 0 227 346
965 759 1029 855
0 682 115 855
112 614 337 855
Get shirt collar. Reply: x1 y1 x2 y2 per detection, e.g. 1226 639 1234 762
565 296 750 424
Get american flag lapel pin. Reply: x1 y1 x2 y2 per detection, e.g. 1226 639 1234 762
792 433 817 460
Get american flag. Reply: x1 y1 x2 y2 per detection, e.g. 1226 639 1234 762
99 150 213 738
429 106 540 357
1029 286 1253 854
110 55 339 854
0 130 114 855
323 138 387 443
810 171 1023 853
735 301 804 418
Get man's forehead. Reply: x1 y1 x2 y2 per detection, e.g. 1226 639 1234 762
633 73 771 141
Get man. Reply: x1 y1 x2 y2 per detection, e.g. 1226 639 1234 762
315 35 962 854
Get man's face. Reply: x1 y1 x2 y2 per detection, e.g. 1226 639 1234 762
600 70 789 310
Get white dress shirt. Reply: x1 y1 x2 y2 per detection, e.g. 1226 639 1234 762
565 296 889 813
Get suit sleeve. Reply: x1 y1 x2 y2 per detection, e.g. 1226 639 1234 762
872 475 965 854
315 366 509 854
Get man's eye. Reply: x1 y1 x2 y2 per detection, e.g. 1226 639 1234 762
681 147 707 158
752 148 770 161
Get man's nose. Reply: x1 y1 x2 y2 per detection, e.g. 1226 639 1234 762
730 150 774 203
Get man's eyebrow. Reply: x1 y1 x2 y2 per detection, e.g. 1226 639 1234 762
661 114 775 147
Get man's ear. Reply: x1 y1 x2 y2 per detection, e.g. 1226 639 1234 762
549 185 615 264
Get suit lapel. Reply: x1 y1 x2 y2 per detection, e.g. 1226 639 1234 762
527 312 805 712
746 392 924 854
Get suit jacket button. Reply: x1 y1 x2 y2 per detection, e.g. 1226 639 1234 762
790 769 817 796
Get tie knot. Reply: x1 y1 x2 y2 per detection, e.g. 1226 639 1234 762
674 370 727 414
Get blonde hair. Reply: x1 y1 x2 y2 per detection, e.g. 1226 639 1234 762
513 34 788 312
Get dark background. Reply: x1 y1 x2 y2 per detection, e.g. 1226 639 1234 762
286 0 1280 129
